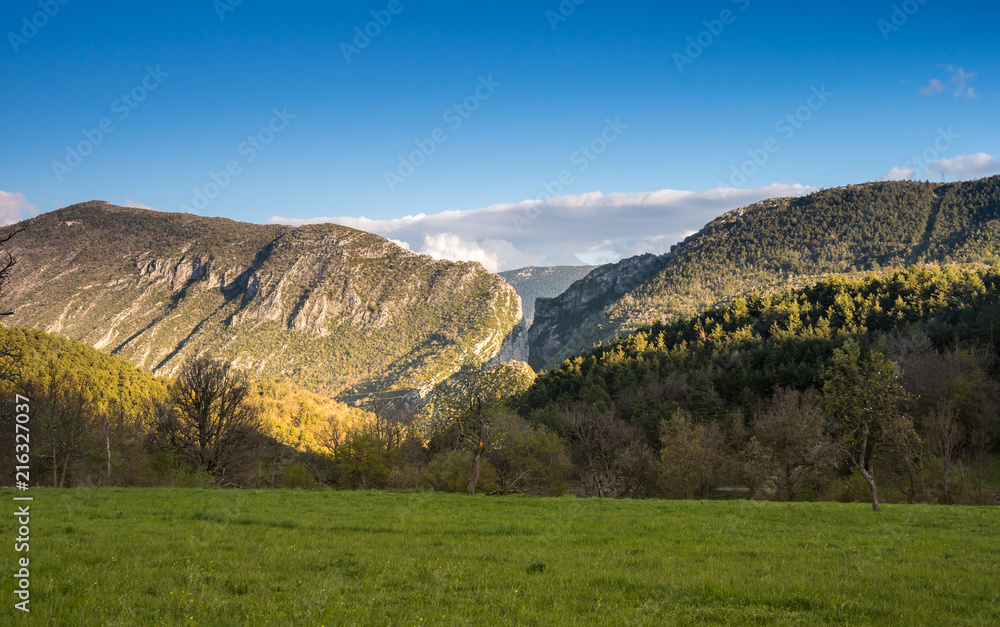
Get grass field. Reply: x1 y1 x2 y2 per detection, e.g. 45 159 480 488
4 489 998 625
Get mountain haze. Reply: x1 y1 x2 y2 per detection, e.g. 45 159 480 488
497 265 597 324
2 202 522 400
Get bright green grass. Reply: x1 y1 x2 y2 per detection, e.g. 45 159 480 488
3 489 998 625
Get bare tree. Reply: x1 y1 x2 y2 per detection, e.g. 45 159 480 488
26 360 101 487
561 406 650 498
0 228 22 316
155 357 264 481
0 229 23 383
922 400 965 504
754 388 837 500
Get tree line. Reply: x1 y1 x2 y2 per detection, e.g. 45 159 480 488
518 265 1000 507
2 264 998 508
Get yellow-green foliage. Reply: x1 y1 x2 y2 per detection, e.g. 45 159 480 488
0 326 375 456
250 378 375 454
0 326 167 414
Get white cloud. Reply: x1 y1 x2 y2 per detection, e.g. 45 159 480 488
928 153 1000 178
419 233 503 272
124 198 152 209
269 183 815 272
920 65 980 99
575 250 621 265
881 166 916 181
0 191 37 225
919 79 945 96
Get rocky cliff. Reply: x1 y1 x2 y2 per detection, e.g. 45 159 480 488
2 201 522 400
527 254 668 369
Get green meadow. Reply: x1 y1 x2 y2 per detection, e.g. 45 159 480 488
4 489 998 625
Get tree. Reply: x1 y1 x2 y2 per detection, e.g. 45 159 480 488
0 228 22 382
965 429 994 505
921 401 964 504
823 340 915 511
329 412 415 490
486 412 571 496
558 406 652 498
27 360 100 487
739 437 777 500
659 408 726 499
754 388 837 500
424 449 498 494
0 228 21 317
155 357 264 482
421 362 534 495
332 430 400 490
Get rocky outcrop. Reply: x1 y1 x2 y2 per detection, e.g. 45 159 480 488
497 265 598 324
527 253 669 370
2 202 522 398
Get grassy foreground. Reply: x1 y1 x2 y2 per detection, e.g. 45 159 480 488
3 489 998 625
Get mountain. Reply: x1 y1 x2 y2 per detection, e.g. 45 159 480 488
528 177 1000 369
527 255 668 370
497 265 597 324
1 202 522 400
518 264 1000 437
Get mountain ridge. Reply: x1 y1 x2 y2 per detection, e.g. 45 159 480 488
528 176 1000 369
2 201 522 400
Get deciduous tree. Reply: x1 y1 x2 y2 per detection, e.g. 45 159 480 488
823 340 915 511
154 357 264 482
659 408 726 499
754 388 837 500
421 362 534 495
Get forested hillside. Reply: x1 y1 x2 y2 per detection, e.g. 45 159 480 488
518 265 1000 503
530 177 1000 369
522 265 1000 415
0 327 373 487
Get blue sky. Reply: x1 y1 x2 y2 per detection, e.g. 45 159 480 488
2 0 998 270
